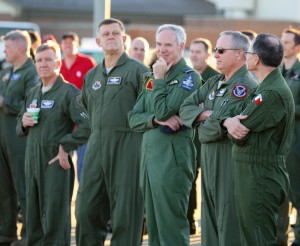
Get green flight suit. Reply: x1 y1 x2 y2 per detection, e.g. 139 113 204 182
277 60 300 245
201 64 220 83
0 58 37 242
180 65 257 246
16 75 90 246
128 58 201 246
187 65 219 233
222 68 294 245
75 53 149 246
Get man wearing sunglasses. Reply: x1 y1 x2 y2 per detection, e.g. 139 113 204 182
180 31 257 246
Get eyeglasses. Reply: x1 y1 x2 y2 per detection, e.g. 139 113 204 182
214 48 240 54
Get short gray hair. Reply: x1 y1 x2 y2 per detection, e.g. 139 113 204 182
36 41 61 61
220 30 250 51
156 24 186 45
3 30 31 55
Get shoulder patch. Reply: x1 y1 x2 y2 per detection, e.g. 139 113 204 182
254 94 263 105
180 74 194 91
146 78 153 90
232 84 248 98
92 81 101 90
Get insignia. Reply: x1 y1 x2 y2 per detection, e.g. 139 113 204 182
107 77 121 85
254 94 263 105
216 88 227 97
76 71 82 78
2 73 10 82
146 79 153 90
92 81 101 90
11 74 21 81
208 91 215 100
232 84 248 98
180 74 194 91
169 80 179 86
80 112 88 119
41 100 54 108
29 99 38 108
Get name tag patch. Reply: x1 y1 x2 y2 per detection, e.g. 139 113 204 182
41 100 54 108
107 77 121 85
11 74 21 81
216 88 226 97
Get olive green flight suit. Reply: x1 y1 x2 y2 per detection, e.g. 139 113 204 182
0 58 37 241
180 65 257 246
187 66 219 233
223 69 294 245
277 60 300 245
128 58 201 246
75 53 149 246
16 75 90 246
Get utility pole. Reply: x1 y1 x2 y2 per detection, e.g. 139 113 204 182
93 0 111 37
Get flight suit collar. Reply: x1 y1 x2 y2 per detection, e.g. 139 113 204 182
14 58 35 72
281 59 300 79
39 75 65 94
100 52 130 75
164 58 187 83
222 64 248 85
259 68 282 90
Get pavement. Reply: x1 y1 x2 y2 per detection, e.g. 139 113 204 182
17 156 296 246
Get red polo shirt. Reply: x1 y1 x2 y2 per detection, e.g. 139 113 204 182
60 53 96 90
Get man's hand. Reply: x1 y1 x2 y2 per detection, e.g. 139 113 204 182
154 115 183 131
153 57 173 79
223 115 249 139
48 145 70 170
22 112 35 128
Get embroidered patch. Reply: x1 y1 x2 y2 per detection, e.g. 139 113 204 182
29 99 38 108
232 84 248 98
180 74 194 91
216 88 227 97
41 100 54 108
92 81 101 90
169 80 179 86
11 74 21 81
2 73 10 82
254 94 263 105
146 79 153 90
107 77 121 85
208 91 215 100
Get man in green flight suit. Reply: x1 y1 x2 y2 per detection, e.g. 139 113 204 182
75 18 149 246
16 41 90 245
128 24 201 246
188 37 220 234
277 26 300 246
180 31 257 246
222 33 294 245
0 30 37 246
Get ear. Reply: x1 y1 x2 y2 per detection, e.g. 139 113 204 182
179 42 185 53
96 38 102 48
295 44 300 53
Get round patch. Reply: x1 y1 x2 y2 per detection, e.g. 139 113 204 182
232 84 248 98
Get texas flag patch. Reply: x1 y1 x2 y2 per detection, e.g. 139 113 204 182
254 94 262 105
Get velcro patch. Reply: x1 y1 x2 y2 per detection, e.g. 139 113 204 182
11 74 21 81
107 77 121 85
232 84 248 98
41 100 54 108
180 74 194 91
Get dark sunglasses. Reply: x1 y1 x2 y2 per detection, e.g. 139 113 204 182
214 48 240 54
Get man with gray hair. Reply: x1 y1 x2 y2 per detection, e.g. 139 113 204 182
180 31 257 246
129 37 150 65
129 24 201 245
0 30 37 246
